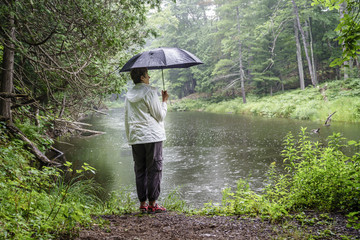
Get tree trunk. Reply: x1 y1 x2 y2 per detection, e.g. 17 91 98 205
189 73 196 94
280 75 284 92
0 4 15 123
292 0 317 87
307 18 317 85
236 7 246 104
58 94 66 118
293 18 305 90
340 2 349 79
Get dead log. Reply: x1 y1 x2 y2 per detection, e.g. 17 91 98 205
6 124 61 166
72 121 92 126
325 111 336 126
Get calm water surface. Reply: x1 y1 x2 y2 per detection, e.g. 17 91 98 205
55 109 360 208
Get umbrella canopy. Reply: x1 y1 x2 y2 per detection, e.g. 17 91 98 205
119 47 203 89
119 47 203 72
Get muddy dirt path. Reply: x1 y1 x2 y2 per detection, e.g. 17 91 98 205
76 212 359 240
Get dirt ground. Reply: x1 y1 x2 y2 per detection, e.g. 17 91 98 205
76 211 360 240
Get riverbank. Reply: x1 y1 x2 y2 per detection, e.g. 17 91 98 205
2 121 360 239
2 78 360 239
76 128 360 239
76 211 360 239
169 78 360 123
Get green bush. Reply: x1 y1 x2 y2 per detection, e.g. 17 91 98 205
200 128 360 222
0 126 102 239
276 128 360 212
0 159 101 239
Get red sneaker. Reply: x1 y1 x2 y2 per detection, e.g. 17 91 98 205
147 203 166 214
139 204 148 214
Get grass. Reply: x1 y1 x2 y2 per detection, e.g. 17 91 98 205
169 79 360 123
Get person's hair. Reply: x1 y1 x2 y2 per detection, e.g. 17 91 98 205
130 68 147 84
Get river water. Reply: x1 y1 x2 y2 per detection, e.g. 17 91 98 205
55 109 360 208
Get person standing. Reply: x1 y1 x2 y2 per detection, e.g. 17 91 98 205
124 67 169 213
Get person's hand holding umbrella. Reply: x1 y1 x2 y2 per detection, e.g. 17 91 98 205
162 90 169 103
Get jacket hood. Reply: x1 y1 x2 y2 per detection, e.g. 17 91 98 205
126 83 150 103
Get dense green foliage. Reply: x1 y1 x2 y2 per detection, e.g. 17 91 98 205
1 0 160 121
170 78 360 122
0 121 144 239
146 0 359 99
313 0 360 66
0 123 95 238
197 129 360 227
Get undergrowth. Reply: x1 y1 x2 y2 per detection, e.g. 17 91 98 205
0 121 136 239
197 128 360 229
0 128 100 239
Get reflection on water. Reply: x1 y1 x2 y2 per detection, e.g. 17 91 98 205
55 109 360 208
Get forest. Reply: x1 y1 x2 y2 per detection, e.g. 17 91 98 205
1 0 360 239
1 0 360 124
146 0 359 100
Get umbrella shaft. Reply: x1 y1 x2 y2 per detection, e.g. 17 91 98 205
162 69 165 90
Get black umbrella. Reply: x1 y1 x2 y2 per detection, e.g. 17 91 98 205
119 47 203 89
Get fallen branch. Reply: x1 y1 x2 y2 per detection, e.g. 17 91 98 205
54 118 104 137
54 139 74 146
67 125 106 136
0 92 28 98
6 124 61 166
55 119 92 126
49 146 64 161
91 109 109 115
325 111 336 126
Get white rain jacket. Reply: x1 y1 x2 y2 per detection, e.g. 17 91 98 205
125 83 167 145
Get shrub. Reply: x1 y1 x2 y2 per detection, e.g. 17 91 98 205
0 131 101 240
201 128 360 221
267 128 360 212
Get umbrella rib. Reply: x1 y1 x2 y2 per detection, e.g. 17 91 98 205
161 49 167 67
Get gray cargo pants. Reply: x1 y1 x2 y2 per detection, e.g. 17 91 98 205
131 142 163 202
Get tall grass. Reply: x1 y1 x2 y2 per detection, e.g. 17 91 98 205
0 147 102 239
0 121 104 239
170 79 360 123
